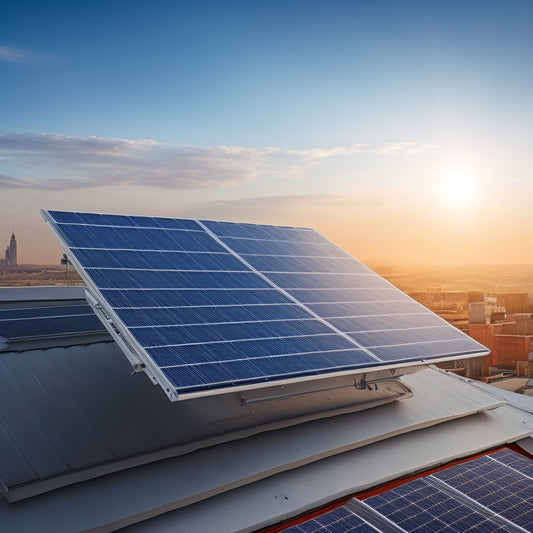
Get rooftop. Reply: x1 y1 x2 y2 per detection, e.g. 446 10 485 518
1 211 532 532
0 284 531 532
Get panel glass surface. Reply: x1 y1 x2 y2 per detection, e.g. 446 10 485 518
43 210 488 397
283 505 378 533
366 478 508 532
489 448 533 477
285 449 533 533
0 305 106 340
432 451 533 530
204 220 488 368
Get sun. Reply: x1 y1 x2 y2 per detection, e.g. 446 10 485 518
439 169 477 208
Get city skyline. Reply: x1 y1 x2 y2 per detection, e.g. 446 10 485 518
1 1 532 265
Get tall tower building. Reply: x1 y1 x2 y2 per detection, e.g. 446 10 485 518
9 232 17 266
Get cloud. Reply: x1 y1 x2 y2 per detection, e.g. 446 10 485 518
0 46 30 63
0 133 270 189
0 174 37 189
285 143 439 159
0 132 440 191
0 132 154 154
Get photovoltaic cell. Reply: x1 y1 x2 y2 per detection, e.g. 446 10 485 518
432 452 533 530
283 449 533 533
366 478 509 532
75 249 250 271
489 448 533 478
0 305 91 321
283 505 379 533
114 303 311 327
100 288 291 308
42 210 488 398
205 221 486 368
0 305 107 341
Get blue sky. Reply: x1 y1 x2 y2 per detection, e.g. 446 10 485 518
1 0 532 264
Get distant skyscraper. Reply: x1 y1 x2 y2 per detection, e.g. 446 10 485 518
4 232 17 269
9 232 17 266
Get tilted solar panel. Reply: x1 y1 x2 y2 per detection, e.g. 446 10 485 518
41 210 489 400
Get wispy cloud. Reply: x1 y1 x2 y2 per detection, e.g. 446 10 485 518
0 46 30 63
0 174 37 189
0 132 440 190
0 133 270 189
285 142 439 159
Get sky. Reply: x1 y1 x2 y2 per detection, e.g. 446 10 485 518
1 0 532 265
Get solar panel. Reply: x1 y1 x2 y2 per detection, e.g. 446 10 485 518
431 451 533 530
0 304 107 341
489 448 533 478
283 504 379 532
283 449 533 532
366 478 511 532
42 210 489 400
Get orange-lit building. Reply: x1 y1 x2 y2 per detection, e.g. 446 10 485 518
469 319 533 378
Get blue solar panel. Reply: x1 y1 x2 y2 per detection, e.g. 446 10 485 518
87 269 271 289
366 478 508 532
221 237 348 258
100 288 291 308
432 452 533 530
42 210 488 399
205 220 486 370
490 448 533 478
75 249 249 271
291 289 410 305
283 505 379 532
0 305 91 321
0 305 107 341
114 303 311 327
244 255 372 274
289 450 533 533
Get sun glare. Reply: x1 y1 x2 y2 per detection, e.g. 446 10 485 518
439 170 477 208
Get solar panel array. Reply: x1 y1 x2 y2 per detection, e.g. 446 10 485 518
285 505 379 532
284 448 533 532
42 210 488 398
0 304 106 342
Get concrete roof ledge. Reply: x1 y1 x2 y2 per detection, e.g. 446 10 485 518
432 365 533 415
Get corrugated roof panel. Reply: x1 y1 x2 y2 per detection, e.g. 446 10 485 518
0 344 504 502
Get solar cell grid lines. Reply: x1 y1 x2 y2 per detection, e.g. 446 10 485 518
42 209 489 399
0 304 107 341
490 448 533 478
282 449 533 533
283 505 379 533
366 478 509 532
431 452 533 530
